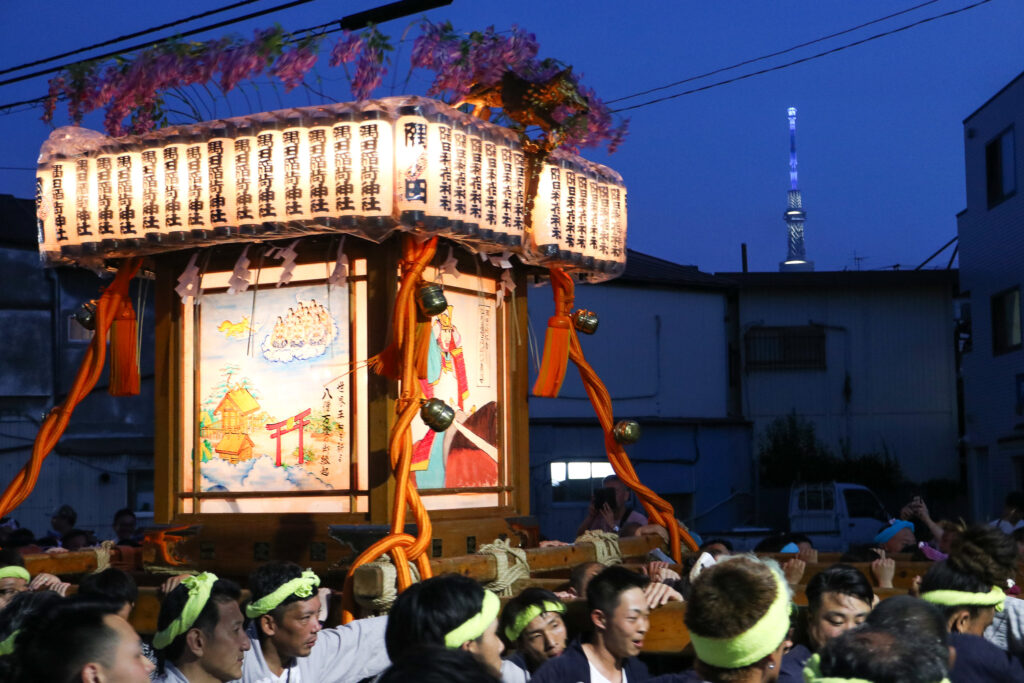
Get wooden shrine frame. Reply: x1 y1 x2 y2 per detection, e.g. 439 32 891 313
151 236 531 575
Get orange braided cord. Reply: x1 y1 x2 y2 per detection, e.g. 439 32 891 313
551 268 698 562
341 237 438 623
0 258 142 520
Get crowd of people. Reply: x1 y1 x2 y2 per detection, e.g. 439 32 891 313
3 490 1024 682
0 504 143 553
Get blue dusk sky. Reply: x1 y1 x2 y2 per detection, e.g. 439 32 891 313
1 0 1022 273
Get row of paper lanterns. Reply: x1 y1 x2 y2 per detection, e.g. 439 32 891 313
36 97 627 277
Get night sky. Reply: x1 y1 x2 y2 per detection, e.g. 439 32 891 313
2 0 1023 273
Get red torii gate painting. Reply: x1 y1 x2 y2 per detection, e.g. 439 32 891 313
265 408 312 467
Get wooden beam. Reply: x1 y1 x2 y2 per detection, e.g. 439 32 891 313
353 534 663 600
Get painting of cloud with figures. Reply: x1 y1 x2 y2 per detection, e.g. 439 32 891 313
197 281 351 495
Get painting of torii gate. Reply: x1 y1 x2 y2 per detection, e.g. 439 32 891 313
196 280 351 495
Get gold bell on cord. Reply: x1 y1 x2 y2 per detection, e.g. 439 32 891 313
613 420 641 444
420 398 455 432
572 309 599 335
417 283 448 317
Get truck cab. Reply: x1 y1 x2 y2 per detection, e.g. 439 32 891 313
789 482 890 552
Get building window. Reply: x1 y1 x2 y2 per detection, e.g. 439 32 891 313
744 326 826 370
550 460 615 503
991 287 1022 355
986 126 1015 208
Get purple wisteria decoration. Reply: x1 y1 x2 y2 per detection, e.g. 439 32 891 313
42 19 628 154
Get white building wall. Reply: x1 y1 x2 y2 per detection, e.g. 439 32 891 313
739 282 959 483
957 73 1024 521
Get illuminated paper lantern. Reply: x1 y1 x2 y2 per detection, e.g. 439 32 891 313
115 143 144 250
206 122 236 237
395 104 430 227
358 108 395 239
306 110 334 228
232 121 259 234
140 138 165 245
161 133 190 243
255 116 286 233
425 110 454 231
481 131 500 243
281 111 312 225
35 97 628 279
331 110 359 230
449 118 473 237
465 120 484 238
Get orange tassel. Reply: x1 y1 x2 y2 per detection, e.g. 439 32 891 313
367 345 401 380
108 299 139 396
531 315 572 398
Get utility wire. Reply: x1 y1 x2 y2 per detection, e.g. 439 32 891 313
607 0 942 104
610 0 992 113
0 0 332 90
0 0 267 79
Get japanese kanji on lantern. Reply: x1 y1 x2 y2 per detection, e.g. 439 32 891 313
36 96 628 280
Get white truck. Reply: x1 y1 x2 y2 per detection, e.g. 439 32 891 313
699 482 890 552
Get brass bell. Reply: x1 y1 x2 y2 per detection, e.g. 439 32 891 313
613 420 641 444
420 398 455 432
417 283 448 317
572 309 599 334
74 300 98 331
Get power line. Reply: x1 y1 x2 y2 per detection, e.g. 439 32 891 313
607 0 942 104
0 0 332 90
610 0 992 114
0 0 267 79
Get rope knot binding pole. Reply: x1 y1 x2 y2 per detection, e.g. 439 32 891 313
341 236 439 623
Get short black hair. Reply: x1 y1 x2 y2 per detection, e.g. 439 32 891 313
498 587 563 647
385 574 487 662
586 565 649 619
78 568 138 606
569 562 603 596
0 549 24 568
247 561 312 635
378 646 501 683
112 508 136 523
0 589 65 643
919 560 992 624
818 627 949 683
806 564 874 615
4 529 35 549
62 529 90 545
14 601 120 683
699 538 734 552
155 577 241 671
1005 491 1024 511
866 595 949 667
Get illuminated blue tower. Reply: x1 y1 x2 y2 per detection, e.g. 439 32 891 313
780 107 814 271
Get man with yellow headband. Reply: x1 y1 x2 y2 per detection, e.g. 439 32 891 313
241 561 390 682
533 566 653 683
151 572 250 682
652 556 791 683
498 588 568 679
384 574 505 678
0 549 69 609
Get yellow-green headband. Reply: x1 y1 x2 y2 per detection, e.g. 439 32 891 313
245 569 320 619
920 585 1005 612
0 567 30 582
152 572 218 650
689 569 791 669
446 590 501 649
802 652 951 683
504 600 566 642
0 630 19 656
